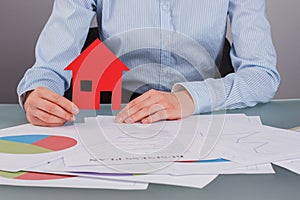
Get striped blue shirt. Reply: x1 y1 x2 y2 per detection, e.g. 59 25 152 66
17 0 280 114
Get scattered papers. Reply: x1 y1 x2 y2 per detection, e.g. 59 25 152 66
29 158 274 189
24 158 274 189
0 170 148 190
1 114 300 189
26 158 219 189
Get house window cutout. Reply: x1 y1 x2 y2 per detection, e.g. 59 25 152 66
80 80 92 92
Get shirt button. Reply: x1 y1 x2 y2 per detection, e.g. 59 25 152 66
162 4 169 11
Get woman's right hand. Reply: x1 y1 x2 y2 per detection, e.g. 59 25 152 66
24 87 79 127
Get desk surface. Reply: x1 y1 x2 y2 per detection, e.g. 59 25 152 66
1 100 300 200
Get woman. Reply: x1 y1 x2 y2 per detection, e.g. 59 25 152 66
18 0 280 126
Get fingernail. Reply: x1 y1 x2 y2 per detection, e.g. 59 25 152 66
72 103 79 114
125 117 133 124
114 116 123 123
142 118 151 124
70 115 76 122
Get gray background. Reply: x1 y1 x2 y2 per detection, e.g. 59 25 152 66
0 0 299 104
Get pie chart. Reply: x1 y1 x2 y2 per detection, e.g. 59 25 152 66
0 135 77 154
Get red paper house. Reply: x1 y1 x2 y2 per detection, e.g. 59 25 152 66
65 39 129 110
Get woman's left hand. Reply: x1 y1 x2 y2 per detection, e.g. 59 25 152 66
115 89 195 124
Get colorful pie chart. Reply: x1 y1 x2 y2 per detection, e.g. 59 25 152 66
0 135 77 154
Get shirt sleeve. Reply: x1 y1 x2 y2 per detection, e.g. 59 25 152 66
172 0 280 114
17 0 96 104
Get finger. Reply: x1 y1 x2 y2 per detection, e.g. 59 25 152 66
116 89 161 123
141 110 168 124
124 104 165 124
116 89 158 114
33 108 68 124
37 87 79 115
116 96 158 123
117 91 152 116
127 89 155 107
27 115 65 127
36 98 75 121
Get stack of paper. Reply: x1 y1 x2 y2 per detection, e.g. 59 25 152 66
1 114 300 189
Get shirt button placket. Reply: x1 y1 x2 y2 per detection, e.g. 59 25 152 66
159 0 172 90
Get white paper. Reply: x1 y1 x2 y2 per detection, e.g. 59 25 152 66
60 157 274 175
103 174 219 189
274 158 300 174
216 126 300 164
67 114 257 167
273 128 300 174
72 116 211 173
35 155 275 176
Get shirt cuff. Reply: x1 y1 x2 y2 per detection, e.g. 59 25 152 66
172 81 212 114
18 92 27 110
17 79 67 110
